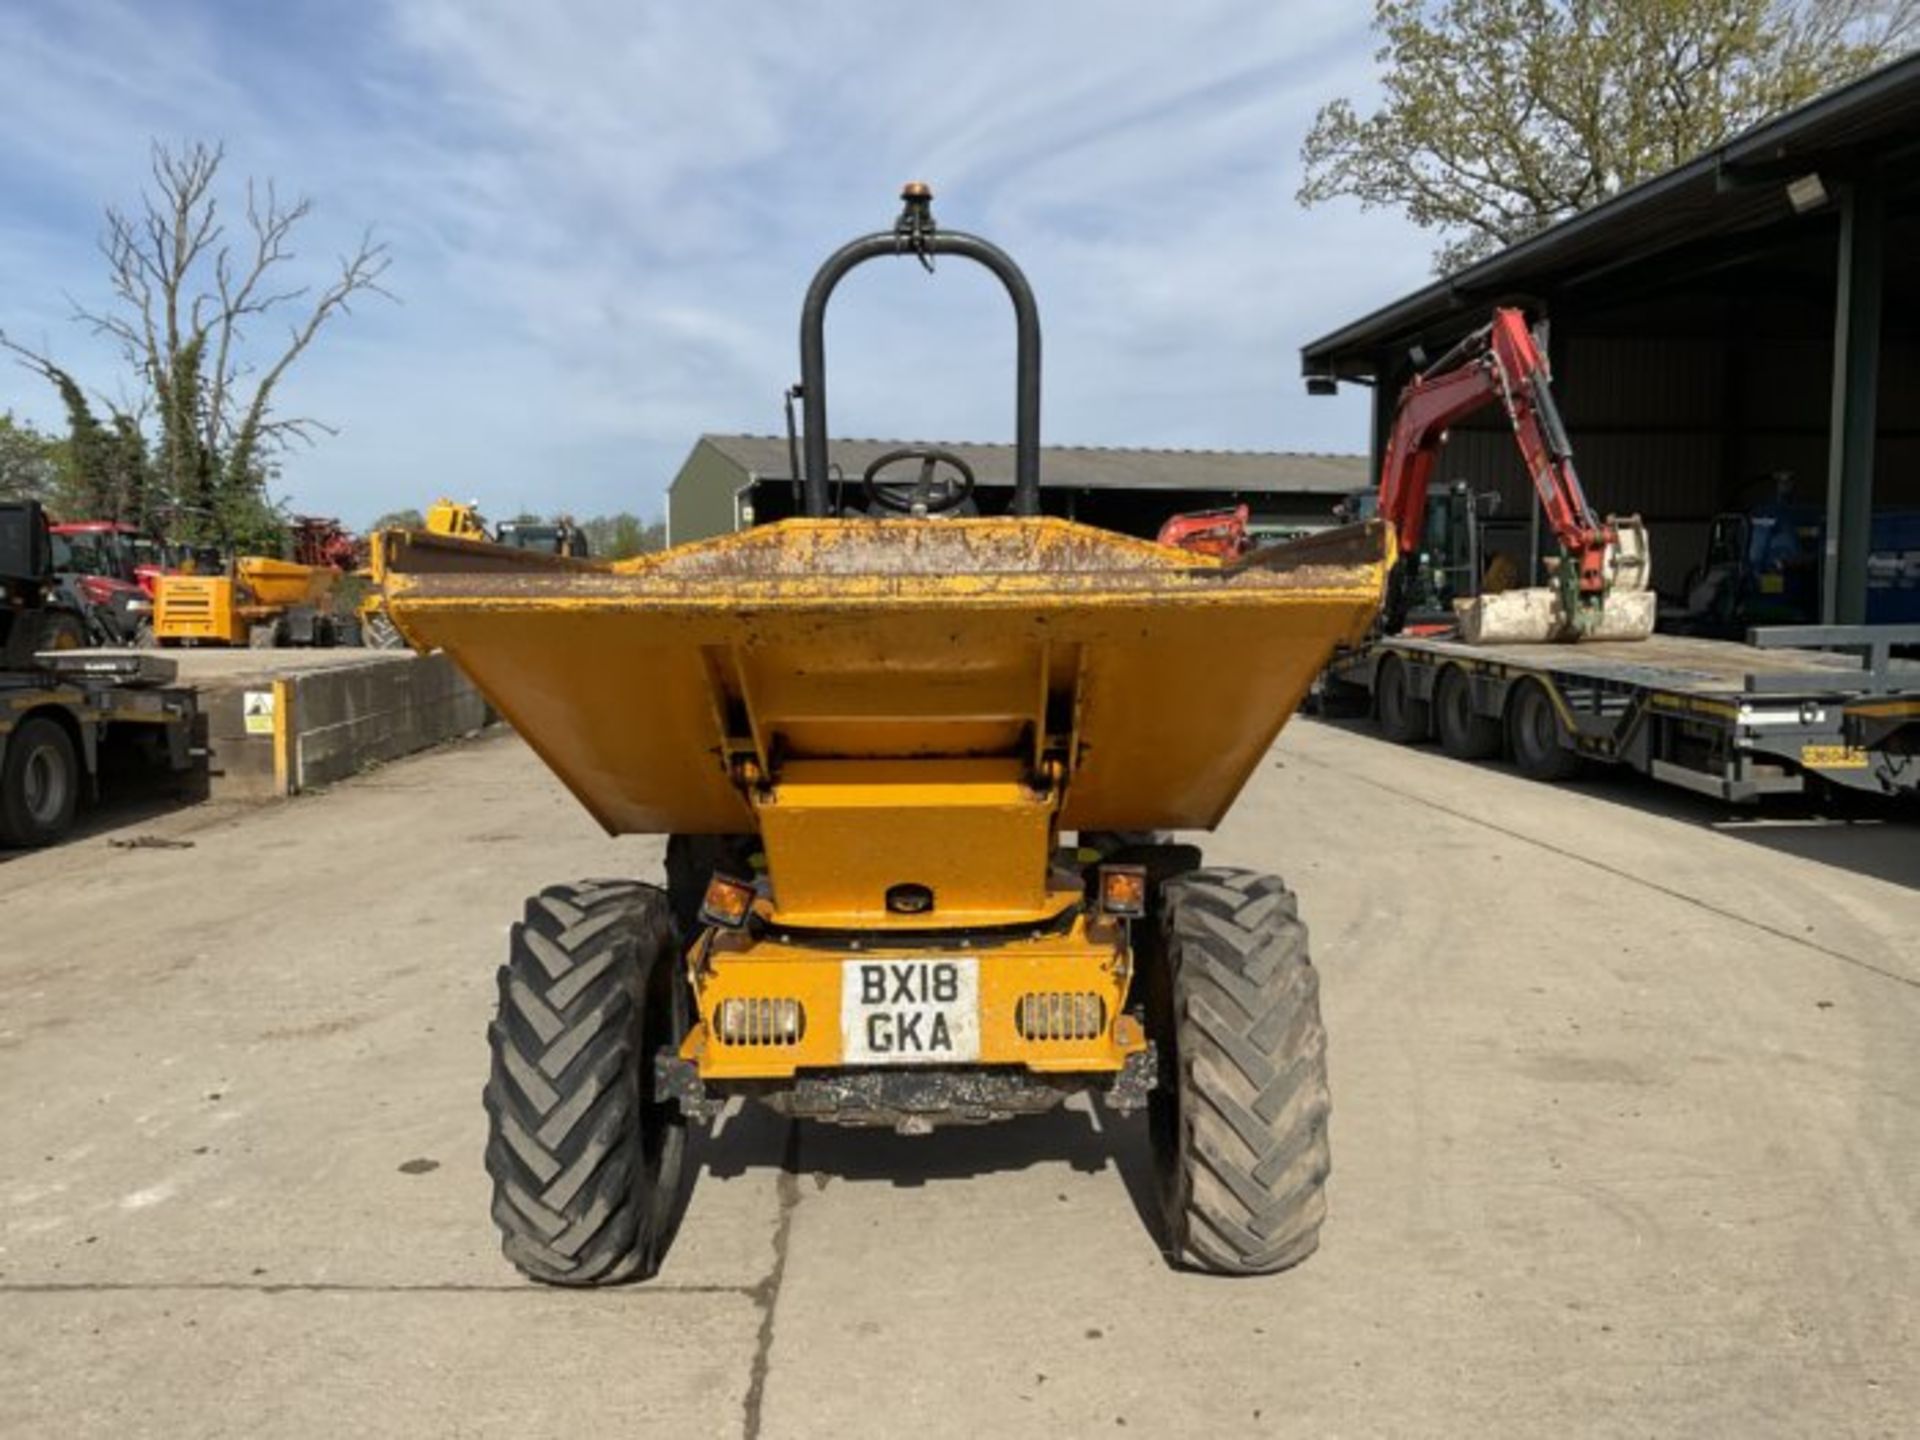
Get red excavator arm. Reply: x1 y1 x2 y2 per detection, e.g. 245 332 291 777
1162 306 1647 640
1380 307 1614 603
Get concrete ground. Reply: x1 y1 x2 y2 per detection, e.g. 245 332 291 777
2 722 1915 1438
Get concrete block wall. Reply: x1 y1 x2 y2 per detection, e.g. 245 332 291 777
193 652 494 799
281 652 493 793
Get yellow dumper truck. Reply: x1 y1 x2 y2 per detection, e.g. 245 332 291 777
380 186 1389 1284
153 517 360 648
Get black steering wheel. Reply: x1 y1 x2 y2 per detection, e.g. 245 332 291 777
860 447 977 515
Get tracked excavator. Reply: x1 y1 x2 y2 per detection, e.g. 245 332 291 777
1374 308 1653 644
1166 308 1652 643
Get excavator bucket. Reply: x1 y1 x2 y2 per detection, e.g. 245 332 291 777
379 517 1392 836
1456 588 1656 643
1455 515 1656 644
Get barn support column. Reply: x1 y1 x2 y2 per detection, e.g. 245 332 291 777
1823 176 1883 625
1368 367 1392 503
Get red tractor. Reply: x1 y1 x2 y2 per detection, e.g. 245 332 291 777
49 521 174 596
46 521 173 645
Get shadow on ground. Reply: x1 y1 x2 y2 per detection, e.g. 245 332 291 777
692 1099 1167 1253
1309 715 1919 892
0 760 210 865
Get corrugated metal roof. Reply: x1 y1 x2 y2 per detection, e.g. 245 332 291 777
1301 52 1920 378
694 434 1368 494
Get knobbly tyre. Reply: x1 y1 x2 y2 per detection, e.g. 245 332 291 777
376 185 1391 1283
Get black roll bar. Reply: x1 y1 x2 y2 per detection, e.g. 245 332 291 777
798 184 1042 517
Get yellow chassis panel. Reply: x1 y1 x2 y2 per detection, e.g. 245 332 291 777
755 758 1057 927
154 575 247 644
683 913 1144 1081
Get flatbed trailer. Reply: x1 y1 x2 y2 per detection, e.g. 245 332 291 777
0 652 198 846
1325 624 1920 802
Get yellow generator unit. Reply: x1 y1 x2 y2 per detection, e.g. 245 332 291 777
383 185 1389 1287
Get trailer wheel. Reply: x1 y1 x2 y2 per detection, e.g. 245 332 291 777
1434 665 1503 760
0 716 81 847
1507 679 1583 782
484 879 693 1285
1375 655 1429 744
1150 867 1330 1275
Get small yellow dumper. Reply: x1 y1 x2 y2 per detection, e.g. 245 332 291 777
153 556 340 647
153 516 360 648
382 186 1390 1284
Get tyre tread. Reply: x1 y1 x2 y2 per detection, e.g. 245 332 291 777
1160 866 1331 1275
483 879 676 1286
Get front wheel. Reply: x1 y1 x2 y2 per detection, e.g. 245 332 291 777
484 880 693 1285
1150 868 1331 1275
4 609 88 667
40 610 89 653
0 716 81 847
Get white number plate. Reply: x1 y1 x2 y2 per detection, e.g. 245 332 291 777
841 958 980 1065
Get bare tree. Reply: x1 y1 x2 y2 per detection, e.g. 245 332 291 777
3 140 390 544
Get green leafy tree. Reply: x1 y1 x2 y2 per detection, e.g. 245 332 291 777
579 512 666 559
1299 0 1919 271
4 356 157 523
0 412 61 503
606 513 646 558
2 140 390 545
368 507 426 531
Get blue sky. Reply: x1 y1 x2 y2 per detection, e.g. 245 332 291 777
0 0 1425 528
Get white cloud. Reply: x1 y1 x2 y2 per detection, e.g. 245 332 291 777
0 0 1428 527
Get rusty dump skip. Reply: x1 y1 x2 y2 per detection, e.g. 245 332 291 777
379 516 1391 836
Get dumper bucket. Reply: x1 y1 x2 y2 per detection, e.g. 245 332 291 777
235 556 334 608
381 517 1391 836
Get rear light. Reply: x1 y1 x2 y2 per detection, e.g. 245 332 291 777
1097 864 1147 918
699 873 756 930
